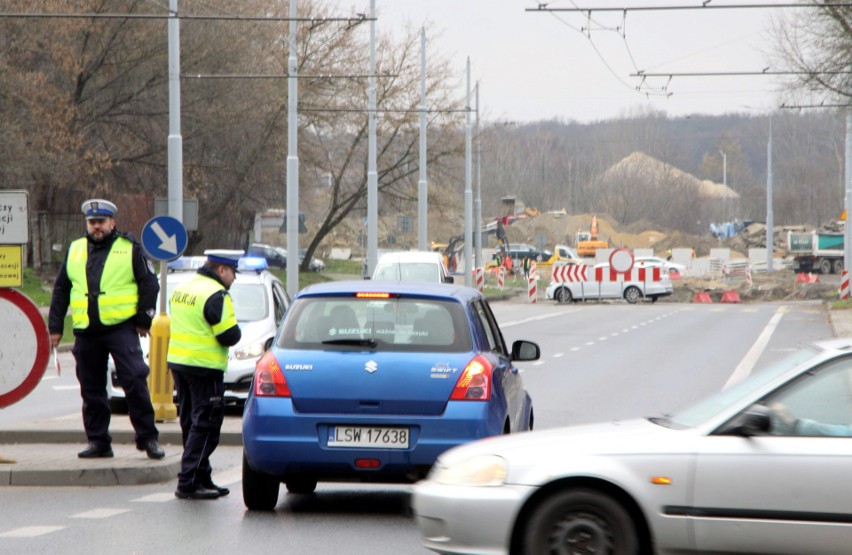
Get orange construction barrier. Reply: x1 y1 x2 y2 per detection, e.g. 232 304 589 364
720 290 741 303
692 291 713 303
796 272 820 283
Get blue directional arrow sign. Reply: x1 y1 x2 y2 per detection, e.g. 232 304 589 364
141 216 188 261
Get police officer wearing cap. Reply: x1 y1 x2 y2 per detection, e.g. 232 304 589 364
48 199 164 460
168 250 242 500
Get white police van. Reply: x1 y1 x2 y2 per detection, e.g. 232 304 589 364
107 255 291 411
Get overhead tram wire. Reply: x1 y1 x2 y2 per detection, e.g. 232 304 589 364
532 2 852 99
527 3 852 13
0 12 372 23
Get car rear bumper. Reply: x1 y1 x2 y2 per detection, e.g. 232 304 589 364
242 397 502 482
412 479 535 555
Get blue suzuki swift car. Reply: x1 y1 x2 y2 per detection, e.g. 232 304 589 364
241 280 540 510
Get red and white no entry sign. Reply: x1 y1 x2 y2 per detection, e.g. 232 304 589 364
0 288 50 408
609 248 634 274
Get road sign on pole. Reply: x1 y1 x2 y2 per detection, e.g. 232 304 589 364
0 289 50 408
141 216 188 262
140 216 185 422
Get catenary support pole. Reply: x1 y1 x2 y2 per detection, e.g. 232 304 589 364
766 115 773 272
418 28 427 251
464 58 472 287
286 0 299 295
367 0 377 275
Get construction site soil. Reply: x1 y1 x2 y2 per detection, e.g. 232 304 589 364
488 212 838 304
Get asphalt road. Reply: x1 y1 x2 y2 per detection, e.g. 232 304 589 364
0 299 839 554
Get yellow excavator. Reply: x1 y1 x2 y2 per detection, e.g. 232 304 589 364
575 216 609 257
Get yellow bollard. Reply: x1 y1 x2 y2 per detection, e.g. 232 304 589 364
148 313 177 422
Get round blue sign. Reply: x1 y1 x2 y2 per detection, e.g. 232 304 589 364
141 216 188 261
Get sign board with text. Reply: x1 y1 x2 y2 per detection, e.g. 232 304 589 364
0 190 29 244
0 245 24 287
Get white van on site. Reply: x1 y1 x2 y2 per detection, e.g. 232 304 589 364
371 251 454 284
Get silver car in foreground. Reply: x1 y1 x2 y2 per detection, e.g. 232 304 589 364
413 338 852 554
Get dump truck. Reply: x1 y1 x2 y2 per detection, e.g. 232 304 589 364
787 230 844 274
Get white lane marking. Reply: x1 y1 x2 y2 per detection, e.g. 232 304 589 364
552 353 564 358
132 493 176 503
570 347 581 351
500 310 580 327
724 305 788 388
0 526 65 538
71 508 130 519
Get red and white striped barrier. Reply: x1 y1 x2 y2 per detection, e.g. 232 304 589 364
593 265 661 283
473 267 484 293
551 264 588 283
497 266 505 290
528 275 537 303
841 270 850 299
550 263 662 284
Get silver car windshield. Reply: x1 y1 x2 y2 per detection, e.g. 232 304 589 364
667 347 820 428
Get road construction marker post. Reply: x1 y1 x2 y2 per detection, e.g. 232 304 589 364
141 216 188 422
528 275 537 303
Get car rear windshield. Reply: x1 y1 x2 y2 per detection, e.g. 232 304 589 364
278 296 471 353
373 262 441 282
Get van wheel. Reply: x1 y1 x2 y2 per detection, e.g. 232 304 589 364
556 287 573 304
624 286 642 304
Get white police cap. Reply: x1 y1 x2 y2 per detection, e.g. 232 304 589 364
204 249 244 271
81 199 117 220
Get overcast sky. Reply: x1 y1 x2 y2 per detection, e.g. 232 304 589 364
325 1 790 124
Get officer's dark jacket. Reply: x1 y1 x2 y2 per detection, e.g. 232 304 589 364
169 265 242 377
48 229 159 336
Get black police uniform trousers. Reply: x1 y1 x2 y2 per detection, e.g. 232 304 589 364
172 368 225 491
73 323 158 447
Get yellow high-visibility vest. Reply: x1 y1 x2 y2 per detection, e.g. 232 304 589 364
167 274 237 371
67 237 138 329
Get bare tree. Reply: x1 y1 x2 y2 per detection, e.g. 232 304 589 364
771 4 852 103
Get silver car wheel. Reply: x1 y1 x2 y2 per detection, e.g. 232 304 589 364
523 489 638 555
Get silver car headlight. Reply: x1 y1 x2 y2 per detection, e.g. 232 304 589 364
431 455 508 486
234 341 266 361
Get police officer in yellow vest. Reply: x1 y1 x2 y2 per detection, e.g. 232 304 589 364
48 199 164 460
168 249 242 500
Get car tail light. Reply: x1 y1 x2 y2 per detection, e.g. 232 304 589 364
253 351 291 397
355 459 381 469
450 355 493 401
